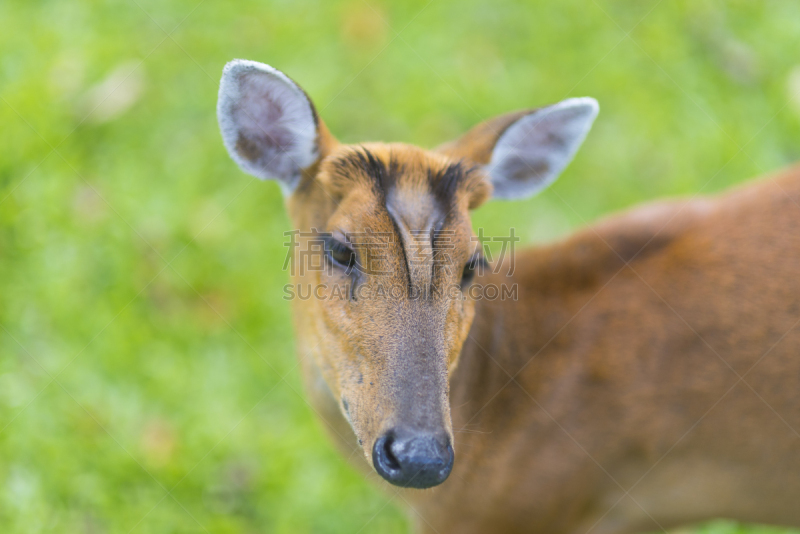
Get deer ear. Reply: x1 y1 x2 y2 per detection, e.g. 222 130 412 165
437 98 598 200
217 60 336 195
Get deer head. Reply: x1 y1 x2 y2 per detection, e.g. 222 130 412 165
217 59 598 488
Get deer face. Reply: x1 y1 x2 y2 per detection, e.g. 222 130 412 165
217 60 598 488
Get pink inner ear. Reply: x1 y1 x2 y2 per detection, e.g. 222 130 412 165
487 98 598 199
232 71 300 174
218 60 319 190
233 75 295 163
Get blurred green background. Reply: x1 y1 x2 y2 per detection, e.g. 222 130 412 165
2 0 800 532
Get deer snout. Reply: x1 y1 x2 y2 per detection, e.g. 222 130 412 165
372 428 453 489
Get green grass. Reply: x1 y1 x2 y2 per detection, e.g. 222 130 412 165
2 0 800 532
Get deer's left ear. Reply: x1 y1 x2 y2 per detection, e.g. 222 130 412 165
217 59 337 195
437 98 598 200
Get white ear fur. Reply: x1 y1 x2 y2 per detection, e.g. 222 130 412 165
486 97 599 199
217 59 319 195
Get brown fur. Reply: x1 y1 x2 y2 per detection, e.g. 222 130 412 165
284 113 800 533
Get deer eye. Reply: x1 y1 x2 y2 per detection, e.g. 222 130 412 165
461 255 487 289
324 237 357 271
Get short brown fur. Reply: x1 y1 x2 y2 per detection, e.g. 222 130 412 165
278 111 800 533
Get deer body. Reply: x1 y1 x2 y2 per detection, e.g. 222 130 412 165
217 59 800 533
296 167 800 534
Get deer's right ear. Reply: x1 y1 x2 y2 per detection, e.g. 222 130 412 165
217 59 336 195
437 98 598 201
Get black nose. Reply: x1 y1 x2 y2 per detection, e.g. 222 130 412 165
372 429 454 488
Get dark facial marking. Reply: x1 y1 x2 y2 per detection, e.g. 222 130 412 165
429 161 479 212
330 147 403 199
329 149 482 295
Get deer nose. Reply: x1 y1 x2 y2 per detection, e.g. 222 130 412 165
372 429 454 488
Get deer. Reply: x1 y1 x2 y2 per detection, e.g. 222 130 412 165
216 59 800 534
